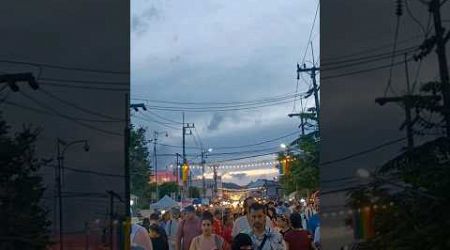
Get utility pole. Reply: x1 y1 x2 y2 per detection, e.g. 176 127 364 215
175 153 181 201
430 0 450 137
149 131 168 201
297 63 320 133
212 165 218 199
201 151 206 198
56 141 63 250
182 112 194 198
375 54 440 151
56 139 89 250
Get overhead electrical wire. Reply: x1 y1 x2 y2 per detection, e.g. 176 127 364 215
42 81 128 92
0 59 129 75
132 92 304 106
39 87 124 121
17 91 123 137
320 137 407 167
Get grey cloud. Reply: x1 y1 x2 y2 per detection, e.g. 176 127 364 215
229 173 248 180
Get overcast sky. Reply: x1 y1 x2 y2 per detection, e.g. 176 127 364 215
131 0 319 186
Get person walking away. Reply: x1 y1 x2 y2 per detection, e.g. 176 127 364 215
176 205 202 250
284 212 313 250
247 203 285 250
149 224 169 250
231 233 253 250
131 223 153 250
189 211 230 250
165 208 180 250
232 197 272 237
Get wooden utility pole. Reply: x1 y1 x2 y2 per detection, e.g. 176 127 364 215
297 63 320 135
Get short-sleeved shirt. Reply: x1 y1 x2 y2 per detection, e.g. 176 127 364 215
284 229 312 250
231 215 273 237
176 217 202 250
248 228 285 250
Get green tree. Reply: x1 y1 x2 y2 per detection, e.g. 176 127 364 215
130 126 152 208
0 116 52 250
158 182 179 199
188 186 201 198
279 133 319 196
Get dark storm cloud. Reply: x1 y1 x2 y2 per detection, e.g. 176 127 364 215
207 113 225 131
131 0 318 177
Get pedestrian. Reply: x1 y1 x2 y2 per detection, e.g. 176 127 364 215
284 212 314 250
149 224 169 250
165 208 180 250
131 223 153 250
189 211 229 250
150 213 160 226
176 205 202 250
232 197 272 237
213 209 224 236
222 213 234 245
276 214 291 237
247 203 285 250
142 218 151 233
231 233 253 250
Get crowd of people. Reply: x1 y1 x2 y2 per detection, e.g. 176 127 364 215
131 196 320 250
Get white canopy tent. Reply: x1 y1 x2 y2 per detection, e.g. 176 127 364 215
150 195 179 211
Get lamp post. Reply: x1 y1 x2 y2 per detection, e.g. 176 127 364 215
201 148 213 198
56 138 89 250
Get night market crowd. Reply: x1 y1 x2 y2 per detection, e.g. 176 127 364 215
131 196 320 250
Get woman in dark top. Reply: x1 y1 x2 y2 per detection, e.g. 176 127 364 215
284 212 314 250
149 223 169 250
276 214 291 237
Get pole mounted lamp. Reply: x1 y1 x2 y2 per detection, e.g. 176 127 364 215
56 138 89 250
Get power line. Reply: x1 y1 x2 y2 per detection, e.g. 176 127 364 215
321 56 416 81
18 92 124 137
320 137 407 167
3 99 120 123
213 130 300 150
41 77 128 86
131 92 304 106
0 59 129 75
301 1 320 65
39 87 124 121
132 113 180 130
144 99 299 112
147 110 183 124
211 151 279 164
42 82 128 91
321 45 418 68
384 2 403 96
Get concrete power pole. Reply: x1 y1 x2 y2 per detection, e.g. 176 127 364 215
297 63 320 135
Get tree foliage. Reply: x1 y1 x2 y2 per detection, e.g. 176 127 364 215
279 133 319 196
130 126 152 208
0 116 51 250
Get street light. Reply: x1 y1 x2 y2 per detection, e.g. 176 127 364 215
280 143 287 149
56 138 90 250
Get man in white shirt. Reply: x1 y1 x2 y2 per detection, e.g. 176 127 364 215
247 203 285 250
232 197 272 237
